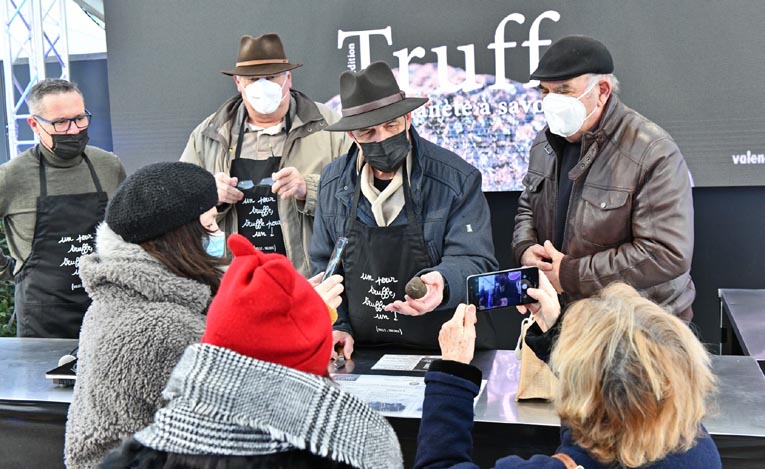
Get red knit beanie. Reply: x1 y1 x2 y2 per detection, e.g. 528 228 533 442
201 234 333 376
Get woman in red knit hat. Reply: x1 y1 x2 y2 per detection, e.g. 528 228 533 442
101 234 402 469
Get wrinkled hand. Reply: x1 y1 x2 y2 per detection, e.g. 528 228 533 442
384 271 444 316
309 273 344 310
516 271 561 332
542 240 564 293
272 167 307 200
520 243 553 272
214 172 243 205
331 330 354 360
439 304 477 364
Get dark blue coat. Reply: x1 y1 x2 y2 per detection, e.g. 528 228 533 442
309 127 497 336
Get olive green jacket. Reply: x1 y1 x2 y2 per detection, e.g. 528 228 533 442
180 90 350 275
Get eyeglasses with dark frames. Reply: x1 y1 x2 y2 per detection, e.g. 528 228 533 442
33 110 92 132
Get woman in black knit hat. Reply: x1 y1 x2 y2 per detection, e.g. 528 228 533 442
64 162 229 469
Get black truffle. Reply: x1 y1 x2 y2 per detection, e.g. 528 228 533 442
405 277 428 299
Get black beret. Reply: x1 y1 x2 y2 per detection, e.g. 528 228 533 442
106 162 218 244
530 35 614 81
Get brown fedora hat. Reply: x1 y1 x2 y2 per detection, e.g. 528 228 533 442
326 61 427 131
221 33 302 77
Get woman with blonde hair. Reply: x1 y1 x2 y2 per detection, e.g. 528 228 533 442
414 275 721 468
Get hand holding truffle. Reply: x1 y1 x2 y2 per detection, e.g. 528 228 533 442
405 277 428 299
384 271 444 316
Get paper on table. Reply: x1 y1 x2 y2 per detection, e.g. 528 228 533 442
331 374 486 418
371 354 441 372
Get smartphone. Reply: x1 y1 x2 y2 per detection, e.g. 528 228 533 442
321 237 348 282
466 266 539 310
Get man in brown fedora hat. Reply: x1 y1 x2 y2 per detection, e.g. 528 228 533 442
512 36 695 320
181 33 349 276
310 61 497 355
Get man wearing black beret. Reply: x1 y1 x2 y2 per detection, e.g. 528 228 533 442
512 36 696 320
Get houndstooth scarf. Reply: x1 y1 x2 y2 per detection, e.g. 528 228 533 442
134 344 403 469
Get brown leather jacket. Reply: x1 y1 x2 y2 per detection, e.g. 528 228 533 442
512 95 695 318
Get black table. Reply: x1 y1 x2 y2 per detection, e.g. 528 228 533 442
0 338 76 469
2 338 765 468
720 288 765 372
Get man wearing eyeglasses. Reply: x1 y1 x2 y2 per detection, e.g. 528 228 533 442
0 78 126 337
181 33 350 275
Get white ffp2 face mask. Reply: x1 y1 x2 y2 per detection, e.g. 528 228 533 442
541 80 598 138
245 75 288 115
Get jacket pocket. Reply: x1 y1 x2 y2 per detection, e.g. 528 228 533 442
522 173 545 193
579 185 631 247
425 240 440 266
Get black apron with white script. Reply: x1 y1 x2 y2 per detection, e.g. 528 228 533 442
230 116 286 254
14 148 107 337
343 163 446 349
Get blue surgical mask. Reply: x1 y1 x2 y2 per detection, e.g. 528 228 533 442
204 231 225 257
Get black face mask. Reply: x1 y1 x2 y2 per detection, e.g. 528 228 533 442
358 130 410 173
50 128 89 160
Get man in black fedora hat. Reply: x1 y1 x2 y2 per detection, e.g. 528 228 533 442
181 33 350 276
512 35 695 320
310 61 498 355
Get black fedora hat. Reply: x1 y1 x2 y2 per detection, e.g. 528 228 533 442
326 61 428 131
222 33 302 77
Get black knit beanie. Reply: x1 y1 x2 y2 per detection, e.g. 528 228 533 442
106 162 218 244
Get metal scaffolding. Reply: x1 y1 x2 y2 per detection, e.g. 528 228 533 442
2 0 69 158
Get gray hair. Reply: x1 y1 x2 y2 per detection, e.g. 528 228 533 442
27 78 83 115
589 73 620 95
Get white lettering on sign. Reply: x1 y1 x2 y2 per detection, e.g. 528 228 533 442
347 42 356 71
337 11 561 90
732 150 765 164
375 326 404 335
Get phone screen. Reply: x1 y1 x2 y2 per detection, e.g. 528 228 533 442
321 237 348 282
466 267 539 310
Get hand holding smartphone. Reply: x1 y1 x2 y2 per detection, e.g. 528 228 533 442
466 266 539 310
321 237 348 282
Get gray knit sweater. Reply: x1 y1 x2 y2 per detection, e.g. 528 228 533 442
0 145 126 280
64 224 209 469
